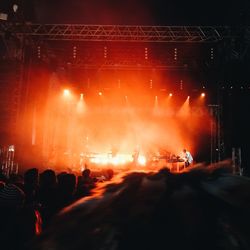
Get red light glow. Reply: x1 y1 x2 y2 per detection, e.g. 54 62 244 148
18 69 213 174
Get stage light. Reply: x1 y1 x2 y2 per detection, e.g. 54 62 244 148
104 46 107 58
99 92 102 96
63 89 70 96
180 80 183 90
13 4 18 13
174 48 178 61
138 155 146 166
154 96 159 112
37 46 41 59
149 79 153 89
73 46 77 59
201 93 205 97
169 93 173 97
177 95 190 118
145 47 148 60
210 48 214 60
77 94 86 114
187 96 190 99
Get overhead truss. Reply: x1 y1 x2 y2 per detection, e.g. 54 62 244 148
0 22 243 42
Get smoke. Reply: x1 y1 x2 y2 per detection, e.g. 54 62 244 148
19 68 213 170
38 75 212 161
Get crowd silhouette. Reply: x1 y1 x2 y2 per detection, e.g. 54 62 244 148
0 163 250 250
0 166 113 250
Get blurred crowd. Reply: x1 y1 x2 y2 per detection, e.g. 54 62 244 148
1 163 250 250
0 167 113 250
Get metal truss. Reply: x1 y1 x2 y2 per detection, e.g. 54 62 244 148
69 60 185 70
0 22 241 42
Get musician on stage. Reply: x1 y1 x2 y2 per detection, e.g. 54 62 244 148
182 149 193 167
132 146 140 165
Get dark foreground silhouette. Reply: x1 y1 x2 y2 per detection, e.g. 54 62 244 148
32 163 250 250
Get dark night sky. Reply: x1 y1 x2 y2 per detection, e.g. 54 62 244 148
34 0 246 25
1 0 249 25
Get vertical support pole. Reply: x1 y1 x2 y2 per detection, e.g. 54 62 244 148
209 104 221 164
232 147 236 174
238 148 242 176
31 105 37 145
210 106 213 165
217 106 221 162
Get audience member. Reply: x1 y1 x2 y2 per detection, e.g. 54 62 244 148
56 172 76 209
0 182 41 250
37 169 58 228
24 168 39 205
75 169 95 199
